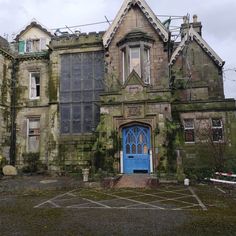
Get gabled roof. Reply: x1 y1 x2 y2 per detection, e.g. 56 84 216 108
15 19 53 41
170 26 224 67
103 0 169 48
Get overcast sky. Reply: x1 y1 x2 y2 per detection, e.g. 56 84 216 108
0 0 235 98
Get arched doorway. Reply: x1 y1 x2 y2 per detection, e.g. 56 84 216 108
122 124 151 174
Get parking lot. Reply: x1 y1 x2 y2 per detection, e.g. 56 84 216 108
35 185 207 211
1 176 236 235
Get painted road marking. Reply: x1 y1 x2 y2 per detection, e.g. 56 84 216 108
34 187 206 211
189 187 207 211
34 188 79 208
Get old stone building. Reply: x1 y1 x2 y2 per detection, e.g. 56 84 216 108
0 36 13 164
0 0 236 178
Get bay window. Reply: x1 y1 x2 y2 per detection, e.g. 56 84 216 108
118 31 154 85
122 45 150 84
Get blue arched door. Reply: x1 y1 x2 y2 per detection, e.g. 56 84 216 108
122 125 151 174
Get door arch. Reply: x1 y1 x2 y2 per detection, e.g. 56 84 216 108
122 124 151 174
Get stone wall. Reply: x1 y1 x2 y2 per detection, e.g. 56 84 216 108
105 5 169 91
173 101 236 177
47 34 104 171
172 40 224 101
0 52 12 161
14 57 50 167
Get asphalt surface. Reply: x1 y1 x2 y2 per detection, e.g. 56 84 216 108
1 176 235 236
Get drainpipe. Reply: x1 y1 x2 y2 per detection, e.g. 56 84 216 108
9 59 17 166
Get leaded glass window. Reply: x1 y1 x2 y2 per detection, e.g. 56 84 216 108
60 51 104 134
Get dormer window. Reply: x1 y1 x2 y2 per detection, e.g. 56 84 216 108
118 30 154 85
19 38 47 54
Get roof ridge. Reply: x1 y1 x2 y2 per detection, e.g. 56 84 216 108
170 26 224 67
103 0 169 48
15 19 53 41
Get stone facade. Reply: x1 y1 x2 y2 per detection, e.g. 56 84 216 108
0 0 235 178
0 37 13 163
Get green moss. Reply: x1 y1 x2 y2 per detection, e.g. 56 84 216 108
48 62 58 102
1 64 8 104
15 86 27 104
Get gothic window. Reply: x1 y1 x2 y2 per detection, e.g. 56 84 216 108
29 72 40 99
27 117 40 153
212 118 223 142
184 119 195 143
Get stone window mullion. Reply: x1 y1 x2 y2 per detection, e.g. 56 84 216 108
140 42 144 80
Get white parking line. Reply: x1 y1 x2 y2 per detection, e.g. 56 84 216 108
172 204 200 211
81 197 111 208
34 187 206 211
189 187 207 211
34 188 79 208
93 190 165 210
48 200 61 208
215 186 226 194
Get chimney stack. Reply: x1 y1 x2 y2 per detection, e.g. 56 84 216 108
180 14 202 39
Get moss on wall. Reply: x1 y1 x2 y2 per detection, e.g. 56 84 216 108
48 65 58 102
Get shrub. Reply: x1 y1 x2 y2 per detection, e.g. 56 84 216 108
22 152 41 174
0 155 8 175
184 167 214 181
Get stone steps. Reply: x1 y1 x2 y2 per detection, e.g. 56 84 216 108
115 174 158 188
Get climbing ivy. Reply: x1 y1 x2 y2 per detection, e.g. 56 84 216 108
165 119 183 173
92 129 120 173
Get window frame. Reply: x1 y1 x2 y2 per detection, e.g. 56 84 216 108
27 117 40 153
29 72 40 100
24 38 47 53
183 119 195 143
60 51 104 135
129 46 141 76
121 42 151 85
143 46 151 84
212 118 223 142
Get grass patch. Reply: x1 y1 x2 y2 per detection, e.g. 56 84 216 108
166 185 236 235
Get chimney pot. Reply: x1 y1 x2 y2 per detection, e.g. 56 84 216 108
183 16 188 24
193 14 198 23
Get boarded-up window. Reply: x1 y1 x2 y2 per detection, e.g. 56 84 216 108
27 118 40 152
184 119 195 143
60 51 104 134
